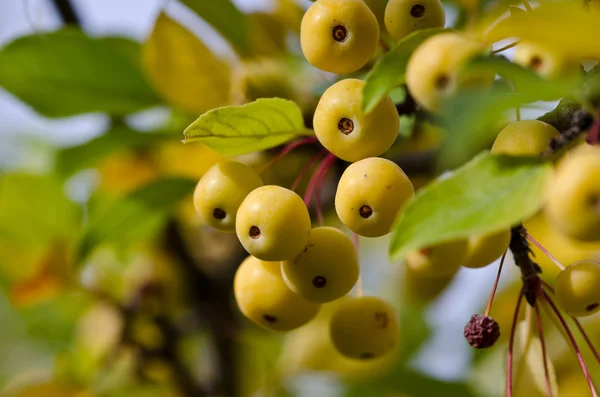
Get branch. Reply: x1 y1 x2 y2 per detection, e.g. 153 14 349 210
50 0 81 25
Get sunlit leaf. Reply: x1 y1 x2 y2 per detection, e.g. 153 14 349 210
142 13 231 114
183 98 312 156
77 178 196 261
483 1 600 59
55 126 171 177
363 28 449 113
389 152 551 260
0 28 159 117
437 56 579 170
181 0 249 55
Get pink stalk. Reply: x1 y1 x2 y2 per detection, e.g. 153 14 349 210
303 153 335 208
507 289 525 397
534 303 553 397
291 150 327 192
523 231 565 271
542 291 599 397
485 250 508 317
260 136 318 175
313 154 336 226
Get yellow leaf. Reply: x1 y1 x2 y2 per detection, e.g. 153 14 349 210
513 319 560 397
482 1 600 59
142 13 231 114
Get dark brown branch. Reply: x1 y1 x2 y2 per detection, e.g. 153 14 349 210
50 0 81 25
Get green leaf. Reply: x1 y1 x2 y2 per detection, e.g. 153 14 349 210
389 152 551 260
77 178 196 261
55 126 172 177
436 56 579 170
0 28 160 118
180 0 249 55
183 98 312 156
362 28 448 113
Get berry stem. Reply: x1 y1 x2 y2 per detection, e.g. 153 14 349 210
291 150 327 192
303 153 336 214
534 302 553 397
507 289 525 397
260 136 319 175
352 232 363 297
491 40 519 54
523 231 566 271
588 117 600 145
484 249 508 317
314 154 336 226
522 0 532 11
542 290 599 397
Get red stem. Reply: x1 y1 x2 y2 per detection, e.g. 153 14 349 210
291 150 327 192
541 282 600 364
303 153 336 208
534 302 553 397
523 230 565 271
507 288 525 397
485 249 508 317
587 117 599 145
314 154 336 226
260 136 318 175
542 291 599 397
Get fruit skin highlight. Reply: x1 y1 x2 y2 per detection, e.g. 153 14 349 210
193 160 262 232
313 79 399 162
329 296 400 360
555 260 600 317
236 185 311 261
300 0 380 74
281 226 359 303
234 255 320 331
335 157 414 237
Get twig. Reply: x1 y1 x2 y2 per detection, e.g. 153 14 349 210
50 0 81 25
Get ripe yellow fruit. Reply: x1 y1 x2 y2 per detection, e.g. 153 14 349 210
313 79 399 162
236 185 312 261
384 0 446 41
281 227 359 303
555 260 600 317
404 240 469 277
544 146 600 241
335 157 414 237
404 264 457 305
234 256 320 331
300 0 380 74
405 32 490 113
462 229 511 269
514 41 580 80
329 296 400 359
193 161 262 232
491 120 560 156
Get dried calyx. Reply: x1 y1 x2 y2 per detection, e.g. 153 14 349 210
464 314 500 349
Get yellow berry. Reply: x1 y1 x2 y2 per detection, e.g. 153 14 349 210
281 227 359 303
462 229 511 269
234 256 320 331
313 79 399 162
329 296 400 359
193 161 262 232
555 260 600 317
513 41 580 80
406 32 491 113
300 0 380 74
404 264 457 305
335 157 414 237
544 146 600 241
405 240 469 277
384 0 446 41
236 185 311 261
491 120 560 156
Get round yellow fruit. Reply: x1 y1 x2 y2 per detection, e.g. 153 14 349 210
463 229 511 269
405 240 469 277
555 260 600 317
544 146 600 241
301 0 380 74
193 160 262 232
406 32 490 113
384 0 446 41
491 120 560 156
236 185 312 261
514 41 580 80
335 157 414 237
281 226 359 303
313 79 399 162
234 256 320 331
329 296 400 360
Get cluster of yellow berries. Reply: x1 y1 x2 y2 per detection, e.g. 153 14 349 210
191 0 600 363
